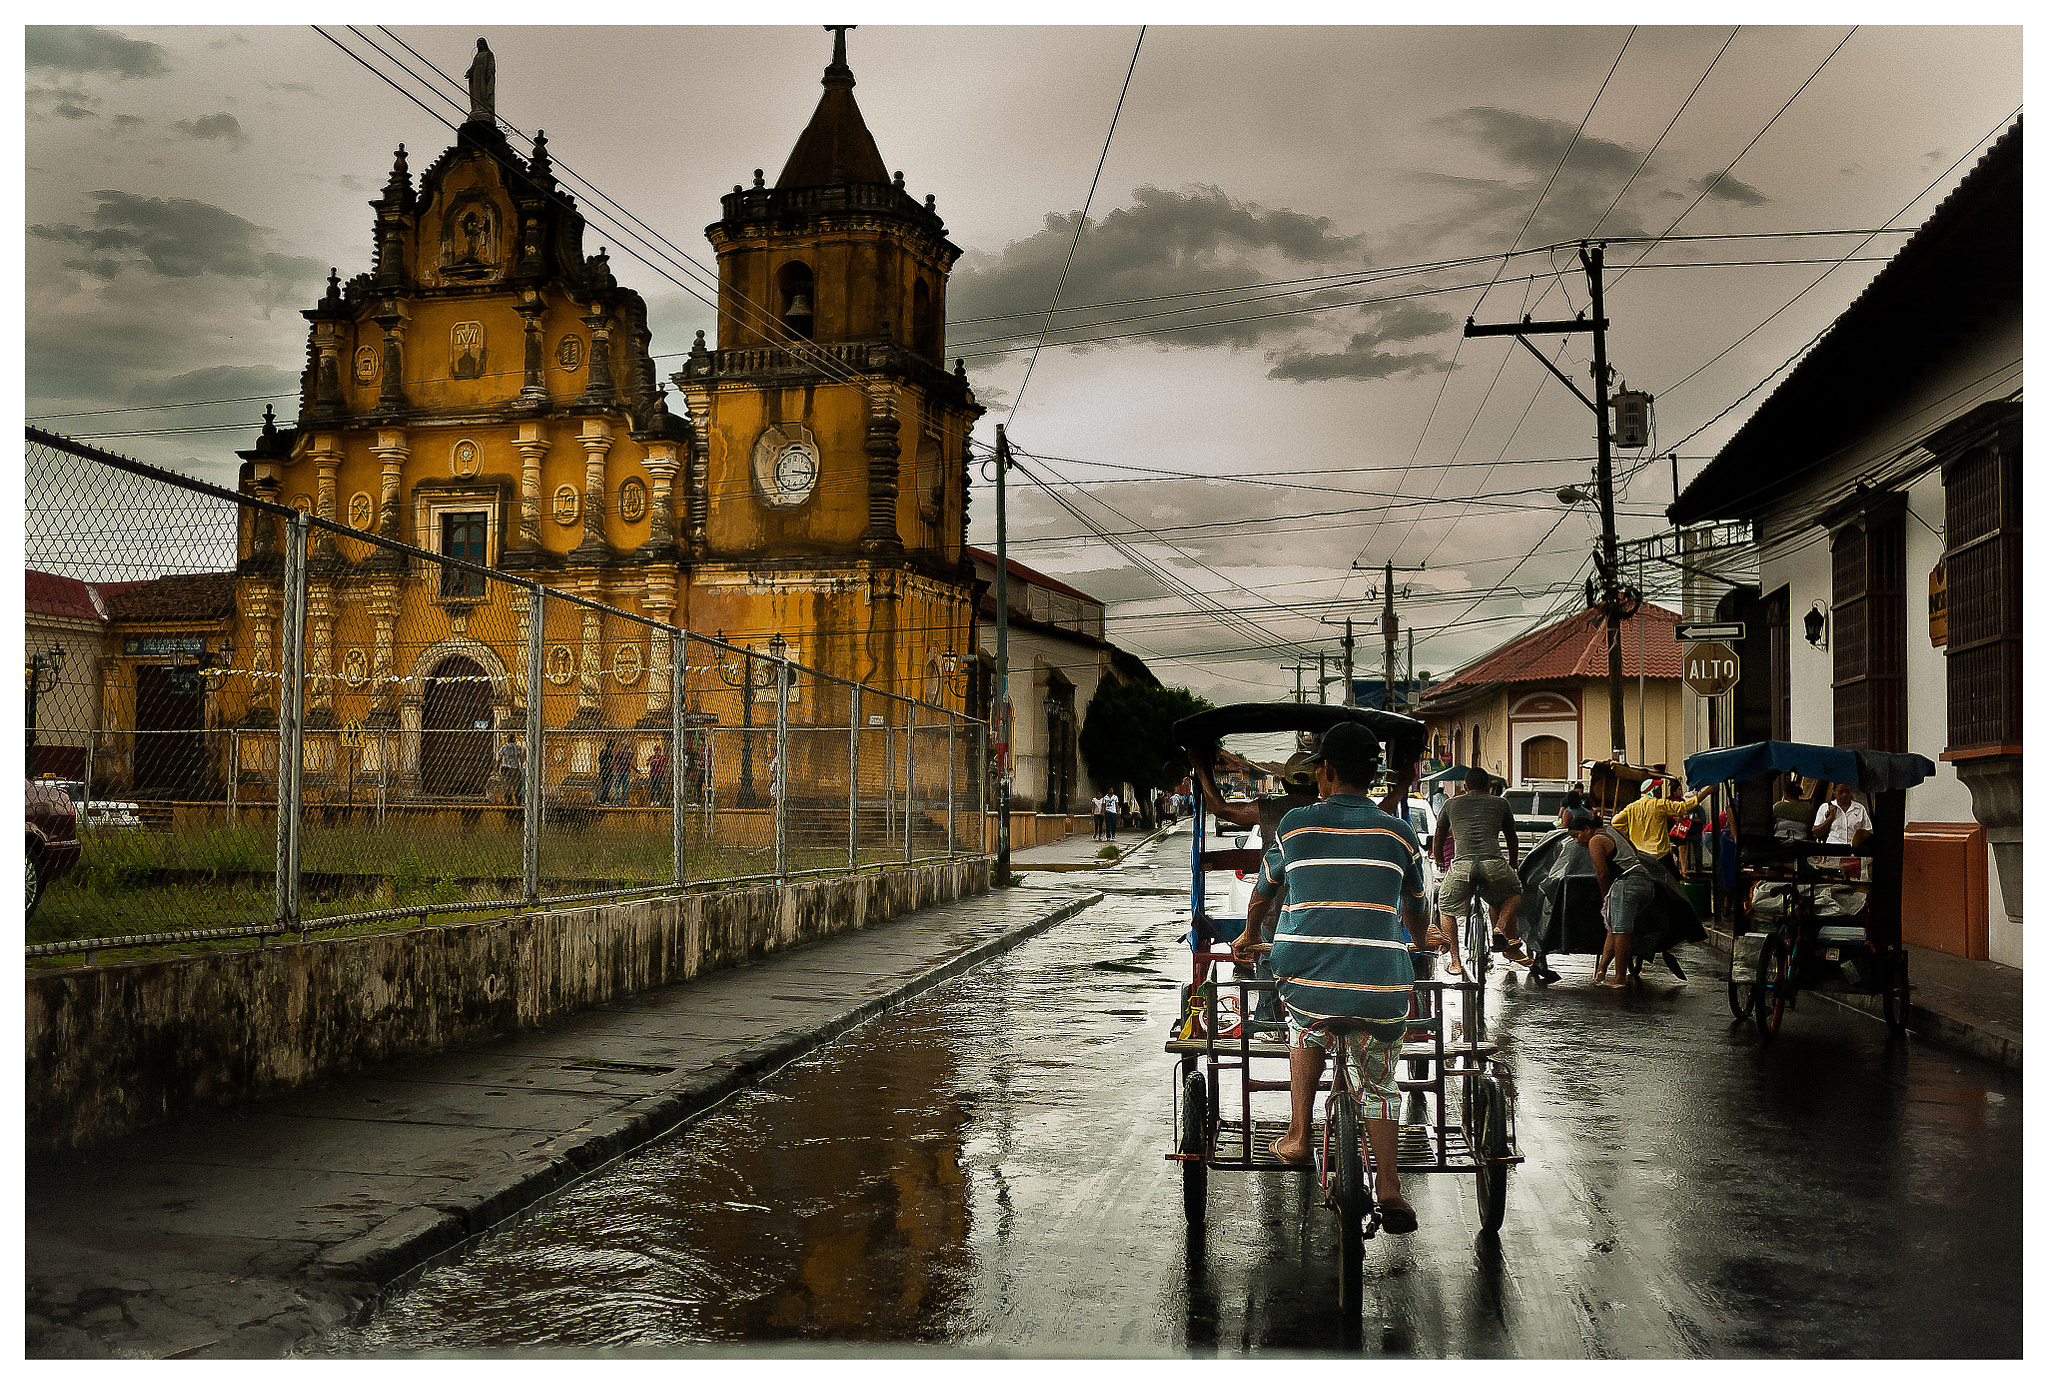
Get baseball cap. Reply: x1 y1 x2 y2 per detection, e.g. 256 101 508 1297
1280 752 1318 788
1300 720 1381 782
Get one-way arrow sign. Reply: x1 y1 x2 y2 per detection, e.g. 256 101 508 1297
1677 622 1745 643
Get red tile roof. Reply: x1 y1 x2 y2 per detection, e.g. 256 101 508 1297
24 570 146 622
1423 604 1683 704
101 573 238 624
965 546 1104 608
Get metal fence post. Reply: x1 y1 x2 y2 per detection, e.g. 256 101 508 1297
275 512 307 929
523 585 545 904
773 649 789 882
947 711 957 856
848 683 861 872
227 729 237 828
671 627 685 889
376 729 388 828
904 700 916 863
977 719 988 855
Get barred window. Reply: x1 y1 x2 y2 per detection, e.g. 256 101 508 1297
1830 504 1906 752
1942 417 2022 750
1764 587 1791 742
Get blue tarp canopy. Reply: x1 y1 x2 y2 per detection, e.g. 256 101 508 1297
1683 740 1936 793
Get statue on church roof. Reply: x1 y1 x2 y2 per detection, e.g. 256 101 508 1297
466 39 496 124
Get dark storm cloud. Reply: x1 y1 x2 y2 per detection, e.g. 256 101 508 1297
1434 107 1641 183
26 85 100 120
1688 171 1768 206
135 364 300 406
949 184 1371 352
25 26 170 79
30 190 322 292
1266 302 1457 382
175 112 248 148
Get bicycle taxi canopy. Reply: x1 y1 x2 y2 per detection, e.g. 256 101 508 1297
1683 740 1936 794
1172 702 1430 770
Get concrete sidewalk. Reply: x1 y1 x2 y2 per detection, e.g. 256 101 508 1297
1702 923 2021 1070
25 884 1100 1360
1008 820 1174 870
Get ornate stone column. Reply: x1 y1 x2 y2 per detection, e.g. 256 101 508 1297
364 582 400 722
305 582 335 723
639 571 677 727
307 435 343 566
859 382 903 554
504 422 550 567
570 419 613 564
577 602 604 715
517 291 549 400
635 440 681 562
375 303 407 412
675 378 713 555
512 590 535 711
243 583 277 723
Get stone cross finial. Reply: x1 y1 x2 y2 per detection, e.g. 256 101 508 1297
466 39 496 123
824 24 855 86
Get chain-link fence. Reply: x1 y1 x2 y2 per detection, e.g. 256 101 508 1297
25 428 988 959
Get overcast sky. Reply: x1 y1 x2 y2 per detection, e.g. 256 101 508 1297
20 16 2023 706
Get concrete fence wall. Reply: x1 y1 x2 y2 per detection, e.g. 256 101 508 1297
26 857 990 1152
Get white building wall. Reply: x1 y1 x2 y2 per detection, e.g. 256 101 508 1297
1755 432 2016 966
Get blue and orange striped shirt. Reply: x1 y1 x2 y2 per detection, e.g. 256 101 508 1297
1251 793 1424 1028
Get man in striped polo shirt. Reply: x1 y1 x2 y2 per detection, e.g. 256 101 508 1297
1235 720 1427 1234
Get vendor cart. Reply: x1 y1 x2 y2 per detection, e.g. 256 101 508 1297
1683 740 1934 1040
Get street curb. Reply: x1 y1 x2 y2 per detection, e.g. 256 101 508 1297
307 888 1105 1323
1698 925 2020 1072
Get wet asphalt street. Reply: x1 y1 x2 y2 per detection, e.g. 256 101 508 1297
315 830 2022 1357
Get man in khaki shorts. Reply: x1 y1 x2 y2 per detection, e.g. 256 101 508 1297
1436 769 1533 972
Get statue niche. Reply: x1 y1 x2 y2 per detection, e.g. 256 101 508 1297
439 191 503 283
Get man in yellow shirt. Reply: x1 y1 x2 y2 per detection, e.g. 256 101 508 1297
1610 778 1705 884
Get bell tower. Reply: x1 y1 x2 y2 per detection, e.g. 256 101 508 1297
673 26 981 702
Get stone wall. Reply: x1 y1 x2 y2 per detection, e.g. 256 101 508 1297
25 857 988 1151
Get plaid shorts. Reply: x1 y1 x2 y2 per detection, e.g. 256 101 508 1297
1286 1016 1406 1122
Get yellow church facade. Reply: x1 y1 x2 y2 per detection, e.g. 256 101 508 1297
218 32 984 804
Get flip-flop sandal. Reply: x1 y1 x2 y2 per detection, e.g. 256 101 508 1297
1266 1138 1312 1167
1379 1200 1419 1235
1440 954 1464 977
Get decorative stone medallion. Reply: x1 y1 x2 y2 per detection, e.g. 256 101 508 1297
451 321 485 379
546 645 575 685
618 477 648 523
556 334 584 371
353 345 379 383
553 485 581 526
290 493 313 514
347 491 374 529
613 643 644 686
451 438 481 478
341 648 369 687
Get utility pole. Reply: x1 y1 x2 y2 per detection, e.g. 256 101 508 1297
1317 650 1328 705
1464 242 1627 764
994 424 1011 882
1381 560 1397 715
1406 628 1415 715
1292 662 1305 704
1341 619 1356 707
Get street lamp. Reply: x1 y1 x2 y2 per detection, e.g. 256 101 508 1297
712 631 762 808
1556 485 1592 505
1804 602 1829 650
25 643 66 770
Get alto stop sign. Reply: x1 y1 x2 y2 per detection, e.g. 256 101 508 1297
1684 640 1740 696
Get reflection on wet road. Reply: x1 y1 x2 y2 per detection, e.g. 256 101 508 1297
317 835 2022 1356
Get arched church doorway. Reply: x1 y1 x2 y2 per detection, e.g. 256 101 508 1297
421 656 493 796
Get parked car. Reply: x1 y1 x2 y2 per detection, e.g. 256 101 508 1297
1503 787 1570 842
26 778 81 920
43 780 143 832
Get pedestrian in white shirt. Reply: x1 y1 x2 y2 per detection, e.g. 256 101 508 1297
1091 793 1105 841
1813 784 1873 848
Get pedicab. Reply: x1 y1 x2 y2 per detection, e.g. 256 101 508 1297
1166 702 1522 1311
1684 740 1932 1041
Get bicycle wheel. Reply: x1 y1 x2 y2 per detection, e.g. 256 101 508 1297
1330 1087 1366 1311
1755 934 1788 1040
1180 1066 1208 1225
1463 1071 1509 1233
1728 933 1759 1018
1882 950 1911 1035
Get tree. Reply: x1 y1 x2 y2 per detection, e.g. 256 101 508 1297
1079 681 1212 801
